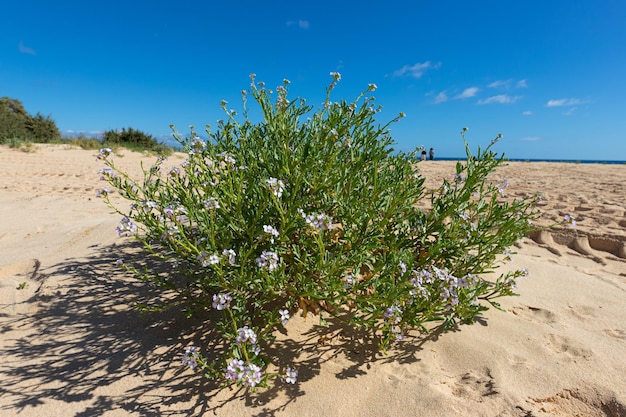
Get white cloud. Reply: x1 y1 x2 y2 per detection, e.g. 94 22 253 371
546 98 582 107
63 130 103 139
433 91 448 104
563 107 577 116
477 95 522 105
488 79 511 89
286 19 310 29
393 61 441 78
522 111 533 116
19 41 36 55
520 136 541 142
454 87 479 99
488 79 527 89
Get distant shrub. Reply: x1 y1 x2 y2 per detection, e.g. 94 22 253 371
0 97 61 143
64 135 103 150
98 74 544 391
102 127 171 155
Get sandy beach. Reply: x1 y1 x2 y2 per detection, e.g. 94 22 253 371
1 144 625 417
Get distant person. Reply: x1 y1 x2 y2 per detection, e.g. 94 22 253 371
429 148 435 160
421 150 427 161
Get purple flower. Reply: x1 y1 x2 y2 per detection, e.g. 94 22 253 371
236 326 257 345
265 177 285 198
256 251 279 271
241 363 263 387
225 358 244 381
300 210 333 231
391 327 405 342
115 217 137 237
168 166 181 177
222 249 236 265
96 188 112 197
263 225 279 242
98 167 117 180
279 309 290 326
198 251 220 267
283 366 298 384
96 148 112 160
384 305 403 324
564 214 576 228
212 293 232 310
182 346 199 370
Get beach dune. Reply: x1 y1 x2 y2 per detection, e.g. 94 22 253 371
1 144 625 416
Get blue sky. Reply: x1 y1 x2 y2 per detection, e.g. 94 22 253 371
2 0 625 160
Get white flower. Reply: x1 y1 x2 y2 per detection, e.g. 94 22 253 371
265 177 285 198
212 293 232 310
283 366 298 384
222 249 236 265
256 251 279 271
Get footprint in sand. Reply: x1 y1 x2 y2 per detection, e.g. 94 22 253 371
439 369 498 402
603 329 626 340
545 334 593 360
510 304 557 325
565 304 598 322
532 386 626 417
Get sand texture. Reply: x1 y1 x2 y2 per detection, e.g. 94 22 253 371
1 144 625 417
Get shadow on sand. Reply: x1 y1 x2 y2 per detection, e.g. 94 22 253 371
0 241 461 417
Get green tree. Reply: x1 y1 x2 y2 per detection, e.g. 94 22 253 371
0 97 61 142
27 112 62 142
0 97 28 141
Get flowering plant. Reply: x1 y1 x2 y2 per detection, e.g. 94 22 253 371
98 74 539 390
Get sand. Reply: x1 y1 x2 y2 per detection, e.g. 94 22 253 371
1 144 625 417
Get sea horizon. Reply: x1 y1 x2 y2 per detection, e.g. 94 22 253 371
431 157 626 165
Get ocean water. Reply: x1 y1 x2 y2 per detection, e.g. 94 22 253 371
431 157 626 165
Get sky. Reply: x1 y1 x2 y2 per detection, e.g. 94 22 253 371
2 0 625 160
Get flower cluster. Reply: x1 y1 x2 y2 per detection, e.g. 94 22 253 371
224 359 263 388
564 214 576 228
222 249 237 265
282 366 298 384
98 166 117 180
97 147 113 160
212 292 232 310
198 251 220 267
189 137 206 155
383 305 404 342
96 188 112 197
256 251 279 271
299 209 333 231
115 217 137 237
263 224 279 242
204 197 220 210
235 326 261 357
265 177 285 198
182 346 199 370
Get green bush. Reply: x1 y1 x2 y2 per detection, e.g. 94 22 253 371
0 97 61 143
98 74 541 390
102 127 171 155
